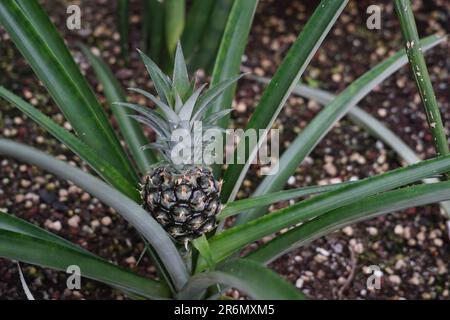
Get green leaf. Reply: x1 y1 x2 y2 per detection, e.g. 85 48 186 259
178 259 304 300
206 0 258 127
197 154 450 271
0 212 170 299
142 0 164 64
0 139 189 291
238 34 445 224
282 80 450 218
192 74 245 123
221 0 348 201
117 0 129 63
0 207 95 256
144 243 177 295
180 0 215 59
247 181 450 265
165 0 185 57
218 180 356 221
188 0 234 71
0 87 140 202
192 235 215 271
0 0 137 183
137 49 173 106
252 76 421 164
394 0 449 158
177 85 206 122
114 102 170 136
80 44 157 174
127 87 179 123
172 43 191 100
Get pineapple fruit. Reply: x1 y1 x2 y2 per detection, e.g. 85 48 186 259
116 44 241 244
141 164 221 244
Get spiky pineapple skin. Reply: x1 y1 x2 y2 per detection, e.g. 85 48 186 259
141 164 221 243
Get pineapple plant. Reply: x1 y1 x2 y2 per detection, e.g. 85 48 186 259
1 0 449 302
115 44 240 245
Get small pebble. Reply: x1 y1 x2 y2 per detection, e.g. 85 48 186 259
433 238 443 247
101 216 112 226
287 176 296 185
20 180 31 188
342 226 354 236
125 256 136 265
394 224 404 236
91 219 100 228
295 278 304 289
367 227 378 236
68 215 80 228
45 220 62 231
389 275 401 285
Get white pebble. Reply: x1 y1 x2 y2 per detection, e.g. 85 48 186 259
101 216 112 226
295 278 304 289
68 215 80 228
287 176 296 185
394 224 404 236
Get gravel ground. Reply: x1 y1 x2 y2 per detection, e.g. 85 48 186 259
0 0 449 300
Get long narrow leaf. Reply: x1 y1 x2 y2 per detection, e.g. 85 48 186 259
81 45 157 174
172 43 191 99
0 0 137 182
0 212 169 299
238 34 446 224
221 0 348 201
192 235 215 271
247 181 450 265
285 81 450 218
251 76 422 164
142 0 164 63
17 263 35 300
197 154 450 271
0 139 189 291
206 0 258 127
0 233 169 299
192 74 245 123
181 0 215 59
0 87 140 202
394 0 449 157
164 0 185 57
207 0 258 176
117 0 129 62
178 259 304 300
127 87 179 122
134 51 174 106
188 0 234 71
218 180 356 221
0 209 97 256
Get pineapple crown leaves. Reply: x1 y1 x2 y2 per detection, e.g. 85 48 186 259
114 43 244 165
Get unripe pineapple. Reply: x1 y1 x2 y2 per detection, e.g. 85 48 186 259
141 164 221 244
116 43 241 245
